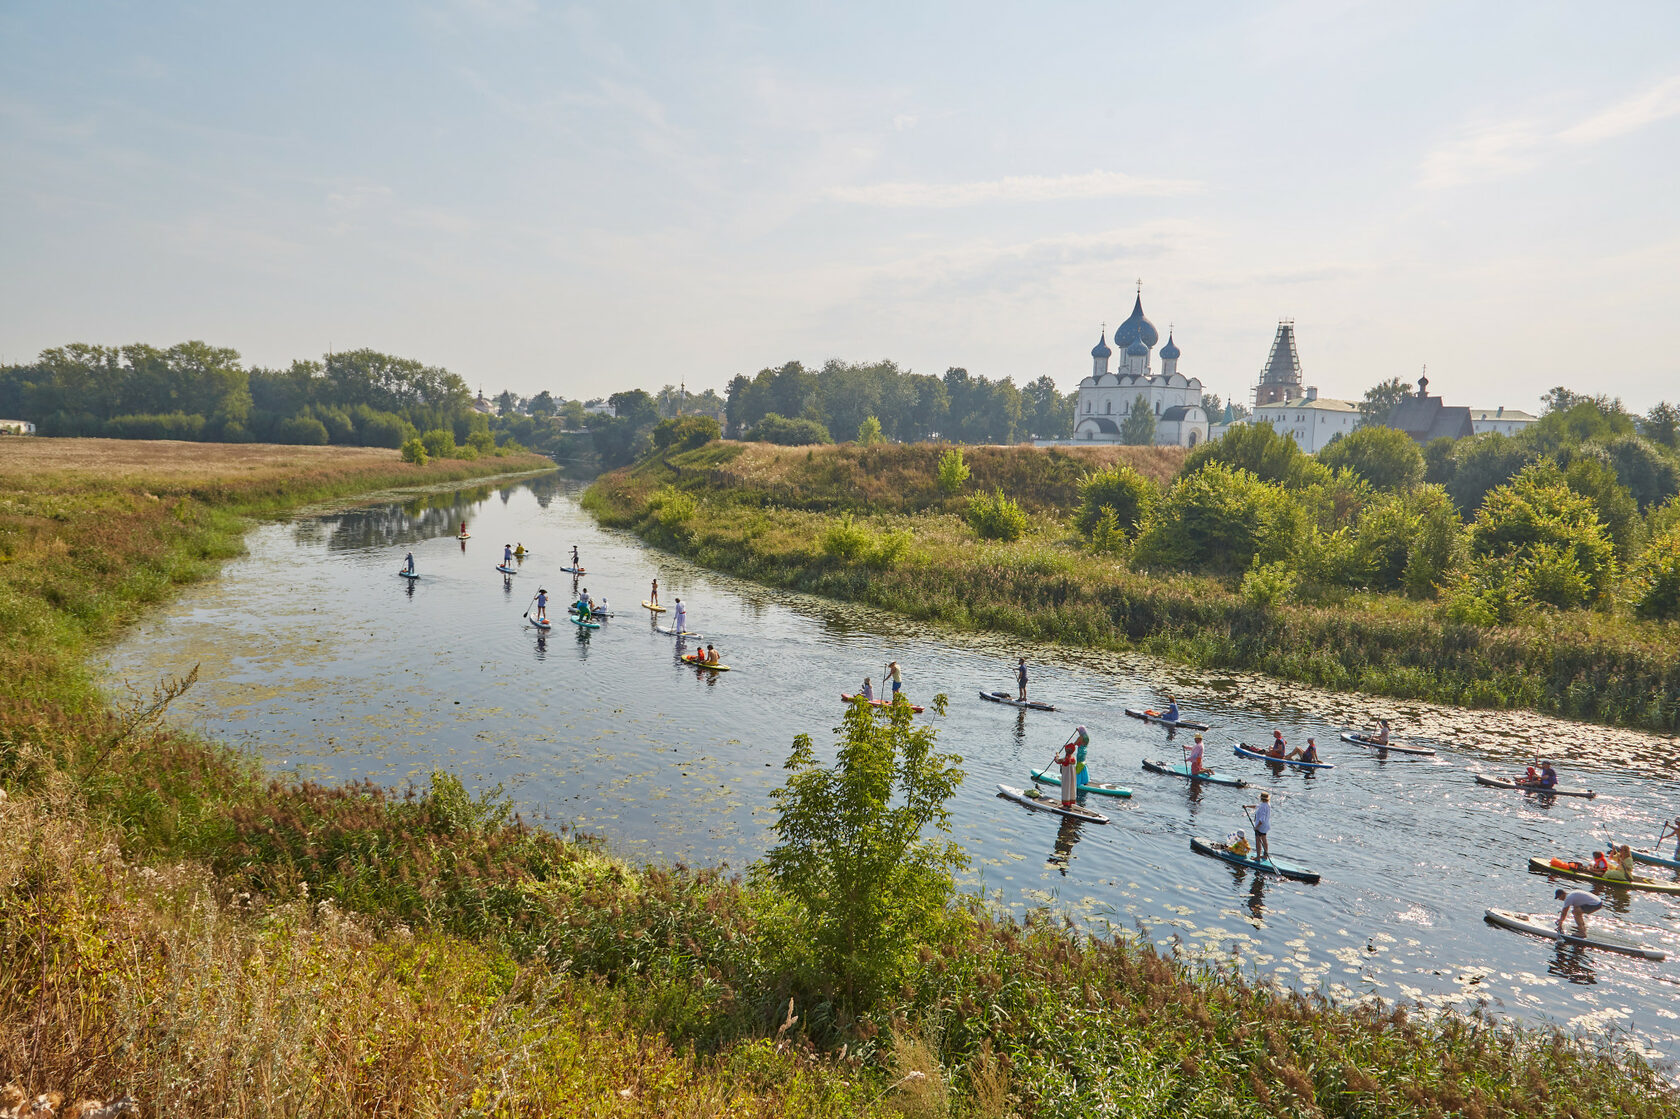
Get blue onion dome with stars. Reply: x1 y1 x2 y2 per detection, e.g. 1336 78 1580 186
1159 331 1180 360
1091 330 1112 359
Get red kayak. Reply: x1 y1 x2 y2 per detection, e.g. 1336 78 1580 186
841 692 925 714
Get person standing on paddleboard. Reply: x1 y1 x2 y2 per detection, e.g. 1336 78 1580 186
1663 816 1680 862
403 551 415 575
1248 792 1272 859
650 578 659 607
1556 887 1604 937
1055 726 1089 808
1188 732 1210 776
1016 657 1029 702
673 598 686 635
502 543 514 567
885 660 903 699
570 544 580 568
535 587 548 623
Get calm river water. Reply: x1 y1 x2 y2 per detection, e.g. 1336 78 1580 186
102 474 1680 1064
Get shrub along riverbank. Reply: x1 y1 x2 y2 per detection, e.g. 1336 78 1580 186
2 439 1674 1116
586 441 1680 733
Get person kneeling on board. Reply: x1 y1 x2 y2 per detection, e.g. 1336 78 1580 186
1556 887 1604 937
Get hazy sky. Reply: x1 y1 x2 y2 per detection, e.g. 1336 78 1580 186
4 2 1678 411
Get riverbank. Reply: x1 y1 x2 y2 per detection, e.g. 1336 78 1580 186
584 442 1680 734
2 440 1674 1116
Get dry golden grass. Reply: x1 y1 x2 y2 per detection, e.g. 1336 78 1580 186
0 436 411 484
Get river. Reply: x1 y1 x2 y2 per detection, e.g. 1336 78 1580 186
101 474 1680 1065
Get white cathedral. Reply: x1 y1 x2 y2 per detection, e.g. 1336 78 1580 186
1073 291 1210 447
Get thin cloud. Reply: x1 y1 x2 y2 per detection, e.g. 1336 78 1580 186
1421 72 1680 189
830 170 1202 207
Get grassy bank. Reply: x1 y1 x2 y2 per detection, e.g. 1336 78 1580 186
585 442 1680 734
1 438 1674 1116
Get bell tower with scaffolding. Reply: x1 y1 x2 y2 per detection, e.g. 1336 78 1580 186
1253 320 1303 407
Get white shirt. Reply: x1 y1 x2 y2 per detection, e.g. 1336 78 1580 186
1253 802 1271 832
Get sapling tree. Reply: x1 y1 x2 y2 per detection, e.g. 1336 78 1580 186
760 694 963 1012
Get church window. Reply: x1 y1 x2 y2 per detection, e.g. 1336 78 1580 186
1105 400 1111 414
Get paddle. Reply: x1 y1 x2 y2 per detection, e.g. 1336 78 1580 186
521 594 538 620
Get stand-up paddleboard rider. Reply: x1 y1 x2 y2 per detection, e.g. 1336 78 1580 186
1016 657 1029 702
570 544 580 568
535 587 548 622
1556 887 1604 937
1188 732 1210 776
1055 726 1089 808
650 577 659 607
460 521 467 536
885 660 903 698
1663 816 1680 862
403 552 415 575
672 598 686 635
502 543 514 566
1248 792 1272 859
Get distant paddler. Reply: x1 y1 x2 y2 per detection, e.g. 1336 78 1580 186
1663 816 1680 863
1162 693 1181 724
884 660 903 700
534 587 548 623
513 542 528 557
1016 657 1029 703
502 543 514 567
403 551 415 576
860 676 874 702
650 577 660 607
570 544 581 568
1187 732 1212 777
673 598 687 635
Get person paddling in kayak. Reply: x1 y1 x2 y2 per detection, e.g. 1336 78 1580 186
1556 887 1604 938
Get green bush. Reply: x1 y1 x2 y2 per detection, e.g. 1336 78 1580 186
467 429 496 454
1317 424 1424 491
1467 462 1616 608
653 414 722 452
1447 432 1531 514
1073 463 1156 539
1241 560 1298 606
857 415 885 446
1181 421 1330 490
746 413 831 445
648 485 698 531
1134 462 1306 574
421 427 457 458
1355 484 1463 595
759 694 963 1012
400 437 428 465
1564 453 1642 561
1601 433 1680 510
822 512 875 560
1626 525 1680 620
965 489 1030 541
104 412 209 441
275 415 330 446
936 447 970 494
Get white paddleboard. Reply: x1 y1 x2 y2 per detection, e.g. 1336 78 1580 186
1484 909 1665 960
996 784 1109 824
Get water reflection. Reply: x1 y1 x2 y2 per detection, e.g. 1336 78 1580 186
1047 816 1085 875
1548 944 1599 986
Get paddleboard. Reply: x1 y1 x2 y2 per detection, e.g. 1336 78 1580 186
643 601 667 613
561 566 585 574
1233 743 1335 770
531 617 552 630
1141 759 1248 788
1029 769 1133 798
841 693 925 713
1632 850 1680 871
398 571 420 580
1189 837 1320 883
1125 707 1210 731
655 625 702 639
457 533 470 539
495 564 517 575
571 616 600 630
1484 909 1665 960
682 654 731 671
1339 732 1436 756
1528 856 1680 895
978 690 1056 712
1476 774 1596 798
569 610 615 620
996 784 1110 824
